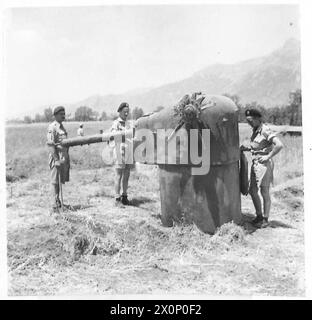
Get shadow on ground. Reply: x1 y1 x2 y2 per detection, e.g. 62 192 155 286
130 197 156 207
241 213 293 234
269 220 293 229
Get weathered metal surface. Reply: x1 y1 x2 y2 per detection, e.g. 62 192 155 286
135 95 240 166
61 129 134 147
61 134 103 147
154 94 242 233
159 162 242 234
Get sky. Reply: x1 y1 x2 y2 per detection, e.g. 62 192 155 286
4 4 300 118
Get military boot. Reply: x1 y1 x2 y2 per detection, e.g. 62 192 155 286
251 215 263 225
121 195 130 205
255 217 269 228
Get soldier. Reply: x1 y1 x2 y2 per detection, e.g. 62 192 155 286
240 109 283 228
110 102 133 205
47 106 70 211
77 123 84 136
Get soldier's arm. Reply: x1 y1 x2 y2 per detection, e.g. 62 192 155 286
258 130 283 163
264 127 283 159
267 136 283 159
240 139 251 151
47 127 60 161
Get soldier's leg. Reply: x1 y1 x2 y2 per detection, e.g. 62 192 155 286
260 186 271 219
249 185 262 216
52 183 60 204
260 161 273 220
114 168 123 199
121 166 131 205
121 166 131 196
51 166 61 208
249 168 263 218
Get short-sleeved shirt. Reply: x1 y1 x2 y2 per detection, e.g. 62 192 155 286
110 117 133 145
47 121 69 167
77 128 84 136
110 117 132 133
109 117 134 167
47 121 68 145
250 123 277 160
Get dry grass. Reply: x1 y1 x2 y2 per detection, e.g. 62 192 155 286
5 121 112 181
6 122 304 296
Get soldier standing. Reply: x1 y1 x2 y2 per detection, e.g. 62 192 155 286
77 123 84 136
47 106 70 211
110 102 133 205
240 109 283 228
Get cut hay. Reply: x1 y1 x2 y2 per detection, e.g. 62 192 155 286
211 222 246 246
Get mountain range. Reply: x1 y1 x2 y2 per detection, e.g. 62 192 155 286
33 38 302 118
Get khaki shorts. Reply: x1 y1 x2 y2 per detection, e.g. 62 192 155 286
113 141 135 170
49 157 70 185
250 159 274 189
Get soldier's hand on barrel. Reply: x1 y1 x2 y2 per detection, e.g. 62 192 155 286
240 144 250 151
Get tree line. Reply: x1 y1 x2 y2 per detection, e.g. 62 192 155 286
19 89 301 126
22 106 147 124
223 89 302 126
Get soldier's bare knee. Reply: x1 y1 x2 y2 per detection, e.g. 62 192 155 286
260 186 270 197
249 186 258 196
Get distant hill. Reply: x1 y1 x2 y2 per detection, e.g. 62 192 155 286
36 38 301 118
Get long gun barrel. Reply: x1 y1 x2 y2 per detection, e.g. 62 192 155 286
61 129 134 148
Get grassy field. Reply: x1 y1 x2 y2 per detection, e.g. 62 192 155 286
5 121 304 296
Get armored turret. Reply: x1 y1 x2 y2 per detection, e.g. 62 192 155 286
61 93 242 234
